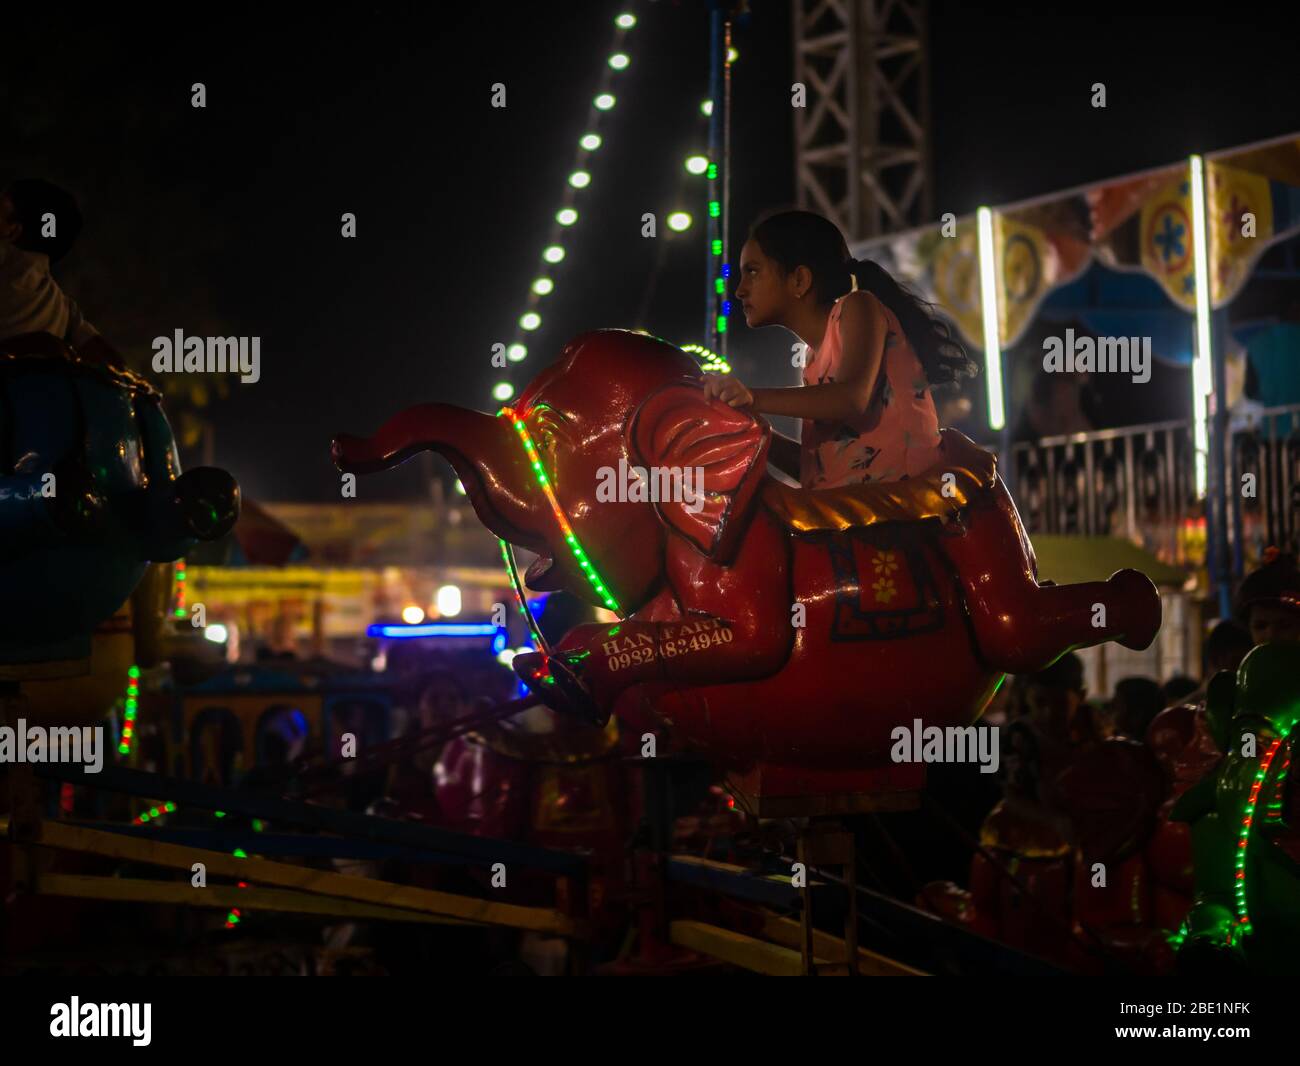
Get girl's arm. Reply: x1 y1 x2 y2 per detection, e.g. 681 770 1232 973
752 291 888 423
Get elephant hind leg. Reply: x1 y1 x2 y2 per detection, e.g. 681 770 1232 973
943 486 1162 674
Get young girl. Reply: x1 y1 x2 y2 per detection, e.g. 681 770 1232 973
704 210 975 489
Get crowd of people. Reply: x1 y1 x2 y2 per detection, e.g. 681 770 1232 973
907 548 1300 972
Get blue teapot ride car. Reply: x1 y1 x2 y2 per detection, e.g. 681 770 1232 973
0 333 239 698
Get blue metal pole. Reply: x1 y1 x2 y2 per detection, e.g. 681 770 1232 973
1210 307 1232 617
706 1 724 349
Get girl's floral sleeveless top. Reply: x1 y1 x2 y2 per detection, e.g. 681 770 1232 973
799 290 942 489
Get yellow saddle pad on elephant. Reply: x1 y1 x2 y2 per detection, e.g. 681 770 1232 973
760 429 997 533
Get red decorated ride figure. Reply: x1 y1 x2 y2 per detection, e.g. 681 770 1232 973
333 331 1161 793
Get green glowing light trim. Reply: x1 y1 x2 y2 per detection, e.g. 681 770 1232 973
117 664 142 756
680 342 730 374
497 407 623 617
499 538 551 653
1232 723 1293 941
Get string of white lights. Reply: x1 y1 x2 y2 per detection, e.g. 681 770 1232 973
488 9 640 408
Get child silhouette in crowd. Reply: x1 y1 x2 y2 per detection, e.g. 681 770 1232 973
0 178 125 368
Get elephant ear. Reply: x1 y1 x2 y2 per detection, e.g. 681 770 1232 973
629 381 770 561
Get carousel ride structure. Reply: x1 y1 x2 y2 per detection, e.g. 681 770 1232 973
333 328 1164 815
0 334 239 685
0 334 596 973
1172 642 1300 975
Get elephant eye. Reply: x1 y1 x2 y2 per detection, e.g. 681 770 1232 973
527 404 569 469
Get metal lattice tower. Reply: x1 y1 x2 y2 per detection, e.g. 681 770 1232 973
792 0 932 241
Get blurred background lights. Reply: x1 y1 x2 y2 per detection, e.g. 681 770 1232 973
520 312 541 331
556 207 578 226
401 605 425 625
568 170 591 189
203 623 228 644
685 154 709 175
492 381 515 401
594 93 616 111
615 13 635 29
436 585 462 617
667 212 693 232
542 245 565 263
532 277 554 295
608 53 629 70
579 133 602 151
506 343 527 362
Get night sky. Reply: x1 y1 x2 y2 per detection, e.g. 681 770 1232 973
6 2 1299 502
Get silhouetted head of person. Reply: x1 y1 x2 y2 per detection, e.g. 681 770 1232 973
1161 674 1199 705
1235 549 1300 647
1111 676 1165 740
1002 719 1040 797
1202 617 1252 679
1022 651 1086 742
417 671 471 727
0 179 84 263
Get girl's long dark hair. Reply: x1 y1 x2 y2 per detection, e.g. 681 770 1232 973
748 209 977 386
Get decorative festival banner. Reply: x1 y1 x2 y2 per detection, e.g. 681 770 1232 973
1209 161 1274 305
850 136 1300 351
996 201 1092 348
1085 168 1181 245
1139 169 1199 311
855 222 986 351
927 221 984 349
1207 137 1300 307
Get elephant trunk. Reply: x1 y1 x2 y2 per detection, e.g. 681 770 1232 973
332 403 546 550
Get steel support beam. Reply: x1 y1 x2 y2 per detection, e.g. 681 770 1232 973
793 0 932 240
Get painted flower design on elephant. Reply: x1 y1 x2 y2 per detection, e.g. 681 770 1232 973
872 550 899 576
869 549 900 603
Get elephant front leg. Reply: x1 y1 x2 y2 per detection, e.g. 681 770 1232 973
517 512 794 719
555 614 787 709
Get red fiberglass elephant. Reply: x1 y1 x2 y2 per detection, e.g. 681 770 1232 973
333 330 1160 786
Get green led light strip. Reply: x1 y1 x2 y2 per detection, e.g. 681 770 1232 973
173 560 187 619
134 801 177 826
497 407 623 617
116 664 142 756
681 342 730 374
1233 723 1293 941
499 538 551 653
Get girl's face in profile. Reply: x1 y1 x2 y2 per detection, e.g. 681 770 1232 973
736 238 794 328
